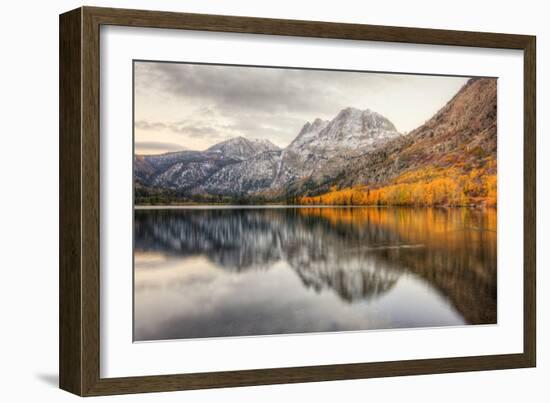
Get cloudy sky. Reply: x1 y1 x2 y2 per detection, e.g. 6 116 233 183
134 61 469 155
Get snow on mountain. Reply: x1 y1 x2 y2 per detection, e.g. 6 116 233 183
206 136 280 160
289 108 398 155
201 150 283 196
135 150 240 190
290 118 330 149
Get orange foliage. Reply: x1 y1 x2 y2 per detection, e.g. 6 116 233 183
297 163 497 207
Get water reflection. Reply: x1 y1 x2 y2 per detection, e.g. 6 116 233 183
134 207 496 341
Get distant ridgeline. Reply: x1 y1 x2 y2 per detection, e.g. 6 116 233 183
135 78 497 207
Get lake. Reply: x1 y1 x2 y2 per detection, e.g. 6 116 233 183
134 206 497 341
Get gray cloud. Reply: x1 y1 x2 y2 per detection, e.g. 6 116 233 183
135 62 385 117
135 141 185 152
136 119 227 140
170 122 222 138
135 120 167 131
134 61 469 151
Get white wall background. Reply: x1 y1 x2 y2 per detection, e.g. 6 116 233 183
0 0 546 401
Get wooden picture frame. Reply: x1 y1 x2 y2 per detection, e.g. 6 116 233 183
59 6 536 396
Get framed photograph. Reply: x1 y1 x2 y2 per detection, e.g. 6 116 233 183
59 6 536 396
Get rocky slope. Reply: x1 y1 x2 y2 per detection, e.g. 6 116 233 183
335 78 497 189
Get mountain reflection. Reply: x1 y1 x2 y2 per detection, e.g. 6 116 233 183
135 207 496 323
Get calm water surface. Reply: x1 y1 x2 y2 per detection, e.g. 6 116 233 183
134 207 496 341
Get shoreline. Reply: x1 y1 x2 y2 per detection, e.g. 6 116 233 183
134 204 497 210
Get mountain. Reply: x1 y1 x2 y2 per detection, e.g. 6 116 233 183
270 108 401 192
135 107 402 201
135 150 240 192
134 137 277 191
290 108 399 154
134 78 496 206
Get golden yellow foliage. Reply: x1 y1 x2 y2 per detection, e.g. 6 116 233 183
297 163 497 207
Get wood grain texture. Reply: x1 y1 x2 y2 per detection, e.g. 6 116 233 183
59 6 537 396
523 37 536 367
81 6 102 396
86 6 532 49
59 8 82 396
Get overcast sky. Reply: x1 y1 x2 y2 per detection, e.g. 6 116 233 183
134 61 469 155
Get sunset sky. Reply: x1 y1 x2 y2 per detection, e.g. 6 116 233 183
134 61 470 155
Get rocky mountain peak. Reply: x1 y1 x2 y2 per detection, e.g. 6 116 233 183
289 107 400 156
336 106 362 117
295 118 330 143
334 107 397 133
